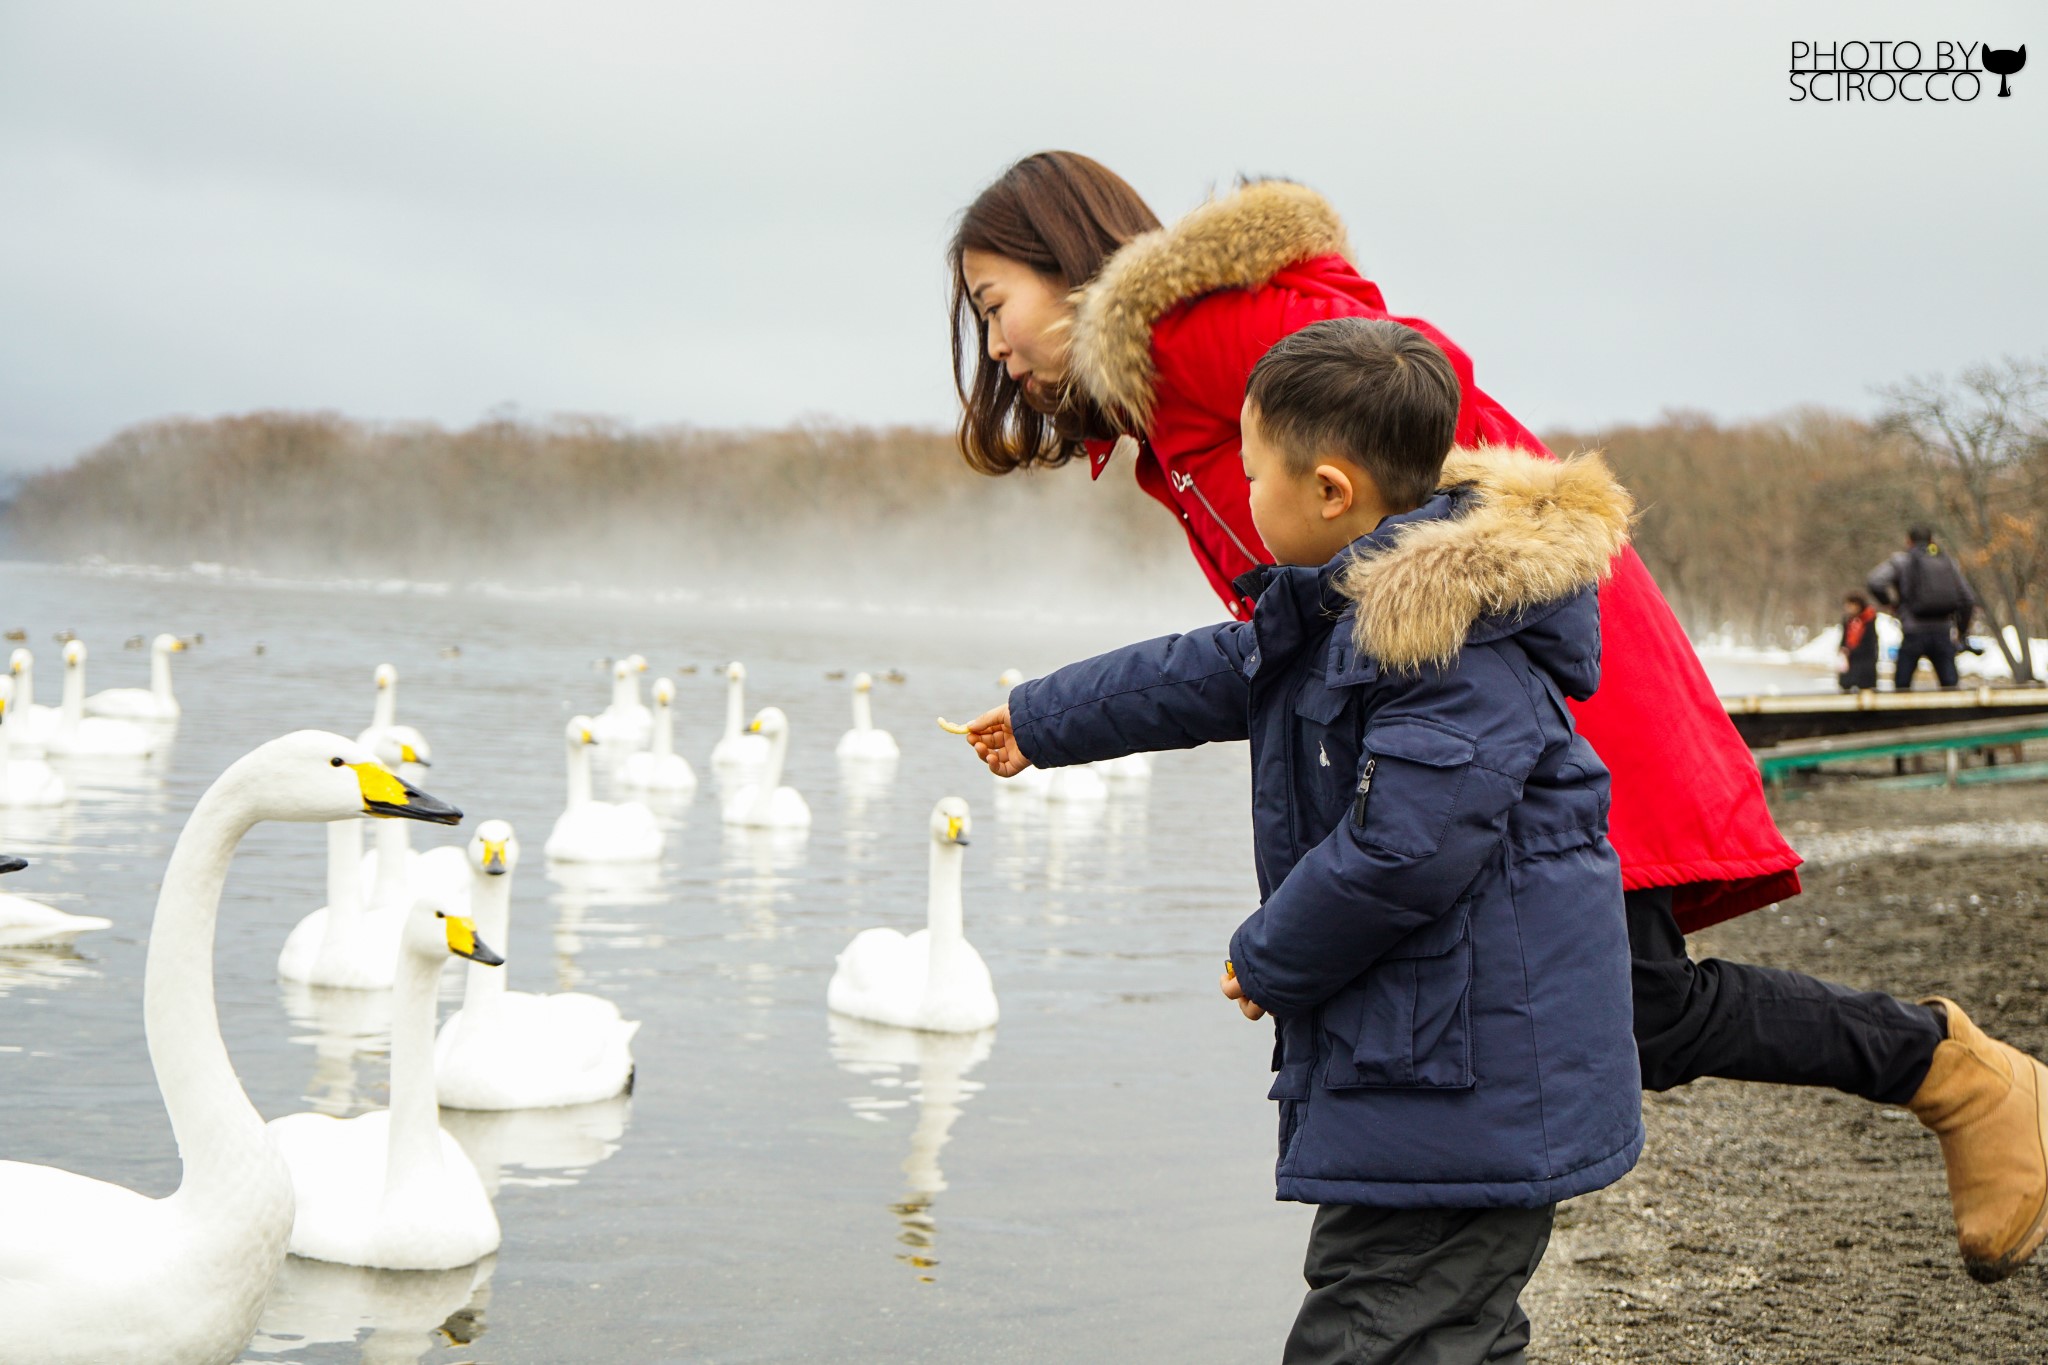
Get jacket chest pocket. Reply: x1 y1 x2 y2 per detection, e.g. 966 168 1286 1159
1291 678 1359 845
1319 903 1475 1091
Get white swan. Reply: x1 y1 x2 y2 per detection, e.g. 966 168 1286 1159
266 887 504 1270
0 852 111 948
0 730 463 1364
277 818 406 990
592 655 653 745
835 671 900 762
436 822 640 1110
709 661 770 776
44 641 155 758
828 797 997 1033
6 648 61 754
722 707 811 829
546 717 664 862
619 677 698 795
85 633 186 722
0 677 68 807
355 663 431 771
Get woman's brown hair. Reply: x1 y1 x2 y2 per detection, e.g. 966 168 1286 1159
949 151 1161 474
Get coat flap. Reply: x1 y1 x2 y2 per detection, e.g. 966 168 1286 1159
1365 719 1475 769
1291 678 1349 725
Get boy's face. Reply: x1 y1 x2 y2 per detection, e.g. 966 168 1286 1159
1241 400 1386 566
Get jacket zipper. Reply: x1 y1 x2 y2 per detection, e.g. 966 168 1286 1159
1352 758 1376 827
1183 478 1262 567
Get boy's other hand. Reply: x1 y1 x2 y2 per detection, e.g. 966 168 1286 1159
965 704 1033 778
1221 968 1266 1020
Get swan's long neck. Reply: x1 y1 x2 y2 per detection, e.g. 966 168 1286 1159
852 689 874 733
152 645 177 702
612 672 634 710
750 726 787 819
61 659 85 724
723 676 744 740
327 819 364 910
0 705 12 772
384 933 447 1203
15 659 31 707
372 682 396 729
371 818 411 905
566 740 593 809
464 871 511 1010
654 700 675 758
146 768 279 1199
925 837 965 948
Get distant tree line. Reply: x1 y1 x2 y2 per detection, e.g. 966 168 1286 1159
1554 355 2048 681
9 356 2045 670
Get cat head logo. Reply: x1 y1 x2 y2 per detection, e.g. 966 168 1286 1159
1984 44 2025 96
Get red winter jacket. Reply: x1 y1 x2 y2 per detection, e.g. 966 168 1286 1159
1067 181 1800 931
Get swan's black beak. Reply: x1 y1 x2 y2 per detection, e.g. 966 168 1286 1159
351 762 464 826
0 854 26 875
442 914 504 966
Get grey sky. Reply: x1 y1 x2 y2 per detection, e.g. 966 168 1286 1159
1 0 2041 472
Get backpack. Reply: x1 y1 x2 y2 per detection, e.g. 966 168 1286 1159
1902 548 1969 618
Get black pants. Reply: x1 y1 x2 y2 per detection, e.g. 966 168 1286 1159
1284 1204 1554 1365
1628 887 1944 1104
1895 628 1959 690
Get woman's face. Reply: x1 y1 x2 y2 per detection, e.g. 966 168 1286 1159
960 249 1073 397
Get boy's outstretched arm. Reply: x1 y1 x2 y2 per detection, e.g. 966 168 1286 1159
998 623 1256 770
1227 650 1550 1019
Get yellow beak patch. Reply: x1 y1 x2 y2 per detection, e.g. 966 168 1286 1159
480 839 507 871
946 815 964 842
445 915 480 957
350 762 410 812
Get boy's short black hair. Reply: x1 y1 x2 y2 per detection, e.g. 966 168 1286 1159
1908 523 1935 546
1845 591 1869 609
1244 318 1462 511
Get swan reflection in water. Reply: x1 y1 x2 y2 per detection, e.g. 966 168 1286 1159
547 859 666 992
440 1093 632 1196
837 752 898 831
245 1254 494 1365
717 826 806 943
0 943 100 999
829 1014 996 1280
279 980 395 1117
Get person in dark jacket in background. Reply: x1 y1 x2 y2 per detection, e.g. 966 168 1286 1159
1838 592 1881 691
1868 525 1980 690
963 320 1642 1365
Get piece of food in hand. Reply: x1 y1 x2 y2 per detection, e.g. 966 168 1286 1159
936 717 972 735
1225 961 1236 979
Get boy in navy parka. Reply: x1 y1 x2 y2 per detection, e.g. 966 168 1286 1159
965 319 1644 1365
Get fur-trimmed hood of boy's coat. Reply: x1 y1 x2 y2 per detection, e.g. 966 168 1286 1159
1339 446 1635 673
1069 179 1353 430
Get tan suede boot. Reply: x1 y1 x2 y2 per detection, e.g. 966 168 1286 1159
1908 997 2048 1282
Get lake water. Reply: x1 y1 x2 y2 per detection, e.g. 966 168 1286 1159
0 560 1831 1364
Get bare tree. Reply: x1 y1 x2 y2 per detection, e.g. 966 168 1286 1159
1877 357 2048 683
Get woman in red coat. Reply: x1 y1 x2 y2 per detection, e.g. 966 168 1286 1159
948 151 2048 1282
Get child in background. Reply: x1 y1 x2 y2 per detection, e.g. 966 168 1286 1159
1838 592 1880 691
964 318 1642 1364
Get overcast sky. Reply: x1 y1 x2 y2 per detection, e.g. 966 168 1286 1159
1 1 2041 472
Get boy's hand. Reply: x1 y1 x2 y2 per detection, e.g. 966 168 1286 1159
1221 965 1266 1020
964 704 1033 778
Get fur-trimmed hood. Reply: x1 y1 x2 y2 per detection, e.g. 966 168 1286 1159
1337 446 1635 674
1069 180 1353 430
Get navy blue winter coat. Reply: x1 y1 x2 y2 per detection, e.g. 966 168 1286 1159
1009 447 1644 1208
